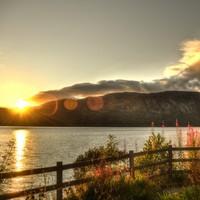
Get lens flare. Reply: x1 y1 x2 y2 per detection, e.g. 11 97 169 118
86 96 104 111
64 99 78 111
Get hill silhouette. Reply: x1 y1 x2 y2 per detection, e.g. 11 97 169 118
1 91 200 127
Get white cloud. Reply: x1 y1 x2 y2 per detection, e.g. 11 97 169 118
164 40 200 77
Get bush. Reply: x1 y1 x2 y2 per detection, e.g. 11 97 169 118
73 135 125 179
65 177 159 200
181 186 200 200
68 133 200 200
159 193 181 200
136 133 169 177
170 170 189 187
159 186 200 200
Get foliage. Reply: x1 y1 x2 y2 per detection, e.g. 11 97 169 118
136 133 169 176
186 127 200 184
170 170 189 187
65 183 200 200
159 193 180 200
182 186 200 200
25 172 55 200
159 186 200 200
143 133 169 151
65 176 159 200
76 135 123 161
0 140 15 172
0 139 15 185
159 192 173 200
73 135 125 179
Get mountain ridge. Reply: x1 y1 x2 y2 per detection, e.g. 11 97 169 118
1 91 200 127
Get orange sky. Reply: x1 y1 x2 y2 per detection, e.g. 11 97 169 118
0 82 37 108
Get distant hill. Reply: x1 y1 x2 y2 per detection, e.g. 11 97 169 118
1 91 200 127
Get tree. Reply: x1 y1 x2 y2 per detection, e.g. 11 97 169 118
136 133 169 177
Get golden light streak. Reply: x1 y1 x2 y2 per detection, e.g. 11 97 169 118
14 130 28 171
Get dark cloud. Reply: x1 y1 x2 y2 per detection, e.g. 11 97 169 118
30 75 200 104
31 80 149 103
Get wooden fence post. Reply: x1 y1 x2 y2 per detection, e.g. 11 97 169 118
56 162 63 200
168 145 173 179
129 150 135 178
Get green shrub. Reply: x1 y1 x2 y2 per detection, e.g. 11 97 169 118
65 177 159 200
136 133 169 177
159 193 181 200
181 186 200 200
159 186 200 200
73 135 125 179
170 170 189 187
69 133 200 200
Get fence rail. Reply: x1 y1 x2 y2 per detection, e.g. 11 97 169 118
1 146 200 200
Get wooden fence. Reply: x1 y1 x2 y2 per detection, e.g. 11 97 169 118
1 145 200 200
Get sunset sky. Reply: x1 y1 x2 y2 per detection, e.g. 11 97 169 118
1 0 200 107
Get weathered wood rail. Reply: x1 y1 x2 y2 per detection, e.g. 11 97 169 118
1 145 200 200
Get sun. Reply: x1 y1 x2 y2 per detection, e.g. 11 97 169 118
15 99 30 111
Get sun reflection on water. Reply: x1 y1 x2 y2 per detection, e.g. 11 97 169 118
14 129 28 171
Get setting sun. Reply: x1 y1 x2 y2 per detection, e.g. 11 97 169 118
15 99 30 110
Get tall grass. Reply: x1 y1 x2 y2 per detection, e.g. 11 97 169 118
0 139 15 185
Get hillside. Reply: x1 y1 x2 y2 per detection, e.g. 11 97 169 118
1 91 200 126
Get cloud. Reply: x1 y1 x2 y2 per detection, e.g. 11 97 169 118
164 40 200 77
162 39 200 91
31 80 150 103
31 39 200 104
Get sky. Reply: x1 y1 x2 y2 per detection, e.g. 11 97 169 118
1 0 200 107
